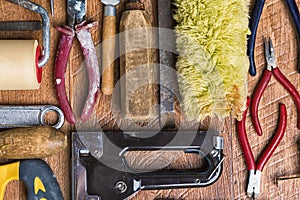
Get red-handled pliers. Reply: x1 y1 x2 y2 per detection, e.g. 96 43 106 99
237 97 287 198
54 0 100 124
251 38 300 136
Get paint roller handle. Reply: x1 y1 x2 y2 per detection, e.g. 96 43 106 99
247 0 265 76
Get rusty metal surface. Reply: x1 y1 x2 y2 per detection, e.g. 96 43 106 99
158 0 177 129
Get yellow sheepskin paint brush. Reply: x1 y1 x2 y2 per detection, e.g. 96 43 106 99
174 0 249 121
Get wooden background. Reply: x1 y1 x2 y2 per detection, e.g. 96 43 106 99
0 0 300 199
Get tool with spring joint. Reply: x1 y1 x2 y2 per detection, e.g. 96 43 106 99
0 159 63 200
72 131 224 200
251 38 300 136
54 0 100 124
247 0 300 75
237 97 287 198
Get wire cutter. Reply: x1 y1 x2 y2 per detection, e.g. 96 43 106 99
54 0 100 124
248 0 300 76
237 97 287 198
250 38 300 136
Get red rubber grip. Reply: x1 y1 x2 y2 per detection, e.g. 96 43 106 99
273 68 300 130
251 69 272 136
256 103 287 171
54 26 76 124
237 97 256 170
75 21 100 121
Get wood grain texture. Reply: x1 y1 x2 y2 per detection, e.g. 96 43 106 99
119 10 159 123
101 15 117 95
0 0 299 199
0 127 66 159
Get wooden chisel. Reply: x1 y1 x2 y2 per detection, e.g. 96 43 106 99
119 1 159 124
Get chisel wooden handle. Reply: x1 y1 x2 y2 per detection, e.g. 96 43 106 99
0 127 67 159
101 15 116 95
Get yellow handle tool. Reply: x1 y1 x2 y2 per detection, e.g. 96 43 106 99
0 159 63 200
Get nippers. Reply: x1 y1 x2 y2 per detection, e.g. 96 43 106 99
251 38 300 135
237 97 287 198
248 0 300 76
54 0 100 124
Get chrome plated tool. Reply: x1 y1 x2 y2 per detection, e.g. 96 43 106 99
72 131 224 200
0 105 64 129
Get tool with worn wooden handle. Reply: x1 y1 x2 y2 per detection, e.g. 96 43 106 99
0 126 67 159
101 0 120 95
119 8 159 123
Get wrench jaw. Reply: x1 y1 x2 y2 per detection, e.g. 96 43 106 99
72 131 224 200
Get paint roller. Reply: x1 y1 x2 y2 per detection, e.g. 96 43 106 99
0 0 50 90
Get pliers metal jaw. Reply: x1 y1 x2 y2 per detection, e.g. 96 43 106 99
247 170 262 198
264 38 276 71
251 38 300 136
54 0 100 124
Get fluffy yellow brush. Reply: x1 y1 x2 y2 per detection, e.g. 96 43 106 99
174 0 249 121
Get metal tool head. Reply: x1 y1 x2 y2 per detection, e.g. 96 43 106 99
72 131 224 200
264 37 277 70
101 0 120 6
247 170 262 199
67 0 86 28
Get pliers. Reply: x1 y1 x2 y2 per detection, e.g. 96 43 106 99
251 38 300 136
54 0 100 124
237 97 287 198
248 0 300 76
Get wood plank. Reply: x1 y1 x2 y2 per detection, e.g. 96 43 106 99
0 0 299 199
